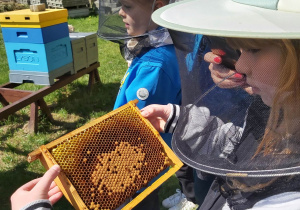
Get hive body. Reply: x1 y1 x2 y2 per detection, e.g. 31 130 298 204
69 32 98 72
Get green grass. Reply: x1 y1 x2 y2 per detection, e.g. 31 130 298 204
0 15 179 209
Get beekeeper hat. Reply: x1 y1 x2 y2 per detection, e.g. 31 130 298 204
152 0 300 38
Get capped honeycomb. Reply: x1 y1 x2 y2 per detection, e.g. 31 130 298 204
28 100 183 210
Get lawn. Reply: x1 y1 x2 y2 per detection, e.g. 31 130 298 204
0 14 179 209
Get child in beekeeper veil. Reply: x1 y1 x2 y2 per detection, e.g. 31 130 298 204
141 0 300 209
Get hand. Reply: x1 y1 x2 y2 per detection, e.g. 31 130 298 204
141 104 172 132
11 165 63 210
204 52 253 94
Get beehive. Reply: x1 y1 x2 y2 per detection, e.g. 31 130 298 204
28 100 183 210
0 8 73 85
69 32 99 73
69 32 99 67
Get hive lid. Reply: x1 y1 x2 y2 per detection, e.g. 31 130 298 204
0 9 68 28
28 100 183 210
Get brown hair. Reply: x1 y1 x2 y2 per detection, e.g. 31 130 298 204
226 38 300 156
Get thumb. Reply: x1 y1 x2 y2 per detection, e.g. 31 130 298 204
140 109 150 117
33 165 61 193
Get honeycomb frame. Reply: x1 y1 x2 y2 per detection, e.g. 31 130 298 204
28 100 183 210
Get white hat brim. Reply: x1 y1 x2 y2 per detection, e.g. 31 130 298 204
152 0 300 38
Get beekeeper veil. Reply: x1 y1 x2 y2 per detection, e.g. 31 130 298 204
152 0 300 179
97 0 179 61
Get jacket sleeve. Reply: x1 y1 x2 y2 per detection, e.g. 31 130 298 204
124 63 181 110
20 199 52 210
164 104 180 133
165 104 244 159
251 192 300 209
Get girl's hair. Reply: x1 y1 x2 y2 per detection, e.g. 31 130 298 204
226 38 300 156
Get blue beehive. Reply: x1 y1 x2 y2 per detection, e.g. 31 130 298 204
5 37 73 72
2 22 69 44
0 9 74 85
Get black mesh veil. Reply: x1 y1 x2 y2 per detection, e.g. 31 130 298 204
97 0 178 61
97 0 179 41
97 0 300 196
168 30 300 178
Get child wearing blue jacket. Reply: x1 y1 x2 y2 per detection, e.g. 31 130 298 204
113 0 181 209
114 37 181 147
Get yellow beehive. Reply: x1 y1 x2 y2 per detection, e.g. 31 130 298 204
28 100 183 210
0 9 68 28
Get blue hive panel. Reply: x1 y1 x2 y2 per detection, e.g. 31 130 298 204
9 62 74 85
2 22 69 44
4 37 73 72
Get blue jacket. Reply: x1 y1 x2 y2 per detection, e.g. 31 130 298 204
114 44 182 147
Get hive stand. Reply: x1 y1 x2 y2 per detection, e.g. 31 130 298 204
0 62 100 133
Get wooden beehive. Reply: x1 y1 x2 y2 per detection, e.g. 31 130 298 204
28 100 183 210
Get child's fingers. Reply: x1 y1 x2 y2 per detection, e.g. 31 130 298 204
141 105 169 118
204 52 222 64
209 63 233 76
49 191 63 205
243 86 254 95
48 185 62 198
17 178 42 191
49 181 57 190
217 78 245 89
141 105 156 117
33 165 61 193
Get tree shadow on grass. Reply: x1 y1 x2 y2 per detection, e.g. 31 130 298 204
27 81 121 142
49 81 119 117
0 144 28 156
0 80 120 138
43 81 120 131
0 114 29 143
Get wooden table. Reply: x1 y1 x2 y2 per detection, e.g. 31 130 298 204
0 62 100 133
